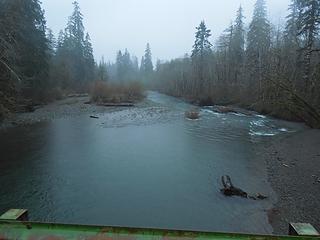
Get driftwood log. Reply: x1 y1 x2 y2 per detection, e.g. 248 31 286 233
97 103 134 107
220 175 267 200
185 111 200 120
221 175 248 198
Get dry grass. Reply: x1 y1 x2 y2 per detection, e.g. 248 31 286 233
90 81 145 104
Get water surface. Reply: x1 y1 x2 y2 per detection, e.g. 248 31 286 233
0 92 304 234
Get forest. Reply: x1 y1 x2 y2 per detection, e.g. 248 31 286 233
153 0 320 128
0 0 320 127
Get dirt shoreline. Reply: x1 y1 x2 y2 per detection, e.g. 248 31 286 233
263 129 320 235
0 96 153 130
0 96 105 130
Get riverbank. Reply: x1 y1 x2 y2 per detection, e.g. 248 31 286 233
155 91 307 125
0 95 153 130
263 129 320 235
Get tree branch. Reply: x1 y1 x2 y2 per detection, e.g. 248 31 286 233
0 58 21 83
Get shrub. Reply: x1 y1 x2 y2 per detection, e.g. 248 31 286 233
90 81 145 104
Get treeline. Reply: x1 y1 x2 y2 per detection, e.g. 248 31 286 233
0 0 50 116
153 0 320 128
92 45 153 104
105 43 154 83
0 0 106 119
50 1 95 92
0 0 155 119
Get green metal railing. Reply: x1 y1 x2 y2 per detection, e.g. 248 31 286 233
0 209 319 240
0 220 319 240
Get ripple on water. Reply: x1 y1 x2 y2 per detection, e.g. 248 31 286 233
0 91 304 234
249 118 297 137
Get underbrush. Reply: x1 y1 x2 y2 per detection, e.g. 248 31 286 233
90 81 145 104
0 86 16 120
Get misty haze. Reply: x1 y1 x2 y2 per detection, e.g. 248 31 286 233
0 0 320 239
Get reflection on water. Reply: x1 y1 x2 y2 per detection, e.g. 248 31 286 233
0 91 305 234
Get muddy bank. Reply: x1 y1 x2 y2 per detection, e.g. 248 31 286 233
0 96 154 130
263 129 320 235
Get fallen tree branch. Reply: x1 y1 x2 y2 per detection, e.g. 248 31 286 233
268 78 320 128
220 175 268 201
221 175 248 198
0 58 21 83
97 103 134 107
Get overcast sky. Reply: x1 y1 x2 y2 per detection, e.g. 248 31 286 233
41 0 290 62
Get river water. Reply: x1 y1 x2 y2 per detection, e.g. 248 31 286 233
0 92 304 234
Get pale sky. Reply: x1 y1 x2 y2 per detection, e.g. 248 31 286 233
41 0 291 62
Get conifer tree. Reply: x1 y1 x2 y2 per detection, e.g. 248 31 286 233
233 6 245 68
97 56 108 82
191 21 212 94
1 0 49 97
140 56 145 73
229 6 245 85
296 0 320 88
285 0 300 47
246 0 271 97
191 21 212 60
83 33 95 82
116 50 124 81
143 43 153 75
52 1 95 89
283 0 302 87
67 1 85 48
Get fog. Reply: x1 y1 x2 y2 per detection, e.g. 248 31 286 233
42 0 290 62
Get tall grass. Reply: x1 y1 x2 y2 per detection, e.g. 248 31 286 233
90 81 145 104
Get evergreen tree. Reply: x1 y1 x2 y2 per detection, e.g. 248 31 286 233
115 49 138 82
83 33 95 82
52 1 95 89
191 21 212 60
155 59 162 72
46 28 56 55
230 6 245 85
284 0 302 87
215 23 234 86
297 0 320 48
246 0 271 97
97 56 108 82
191 21 212 94
1 0 49 97
123 49 133 74
116 50 124 81
57 30 65 49
143 43 153 75
132 56 139 73
140 56 145 73
84 33 94 60
285 0 300 47
233 6 245 66
67 1 85 48
0 0 19 114
296 0 320 87
65 1 85 86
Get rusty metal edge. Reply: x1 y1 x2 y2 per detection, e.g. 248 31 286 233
1 220 319 240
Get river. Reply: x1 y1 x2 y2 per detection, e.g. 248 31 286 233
0 91 305 234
